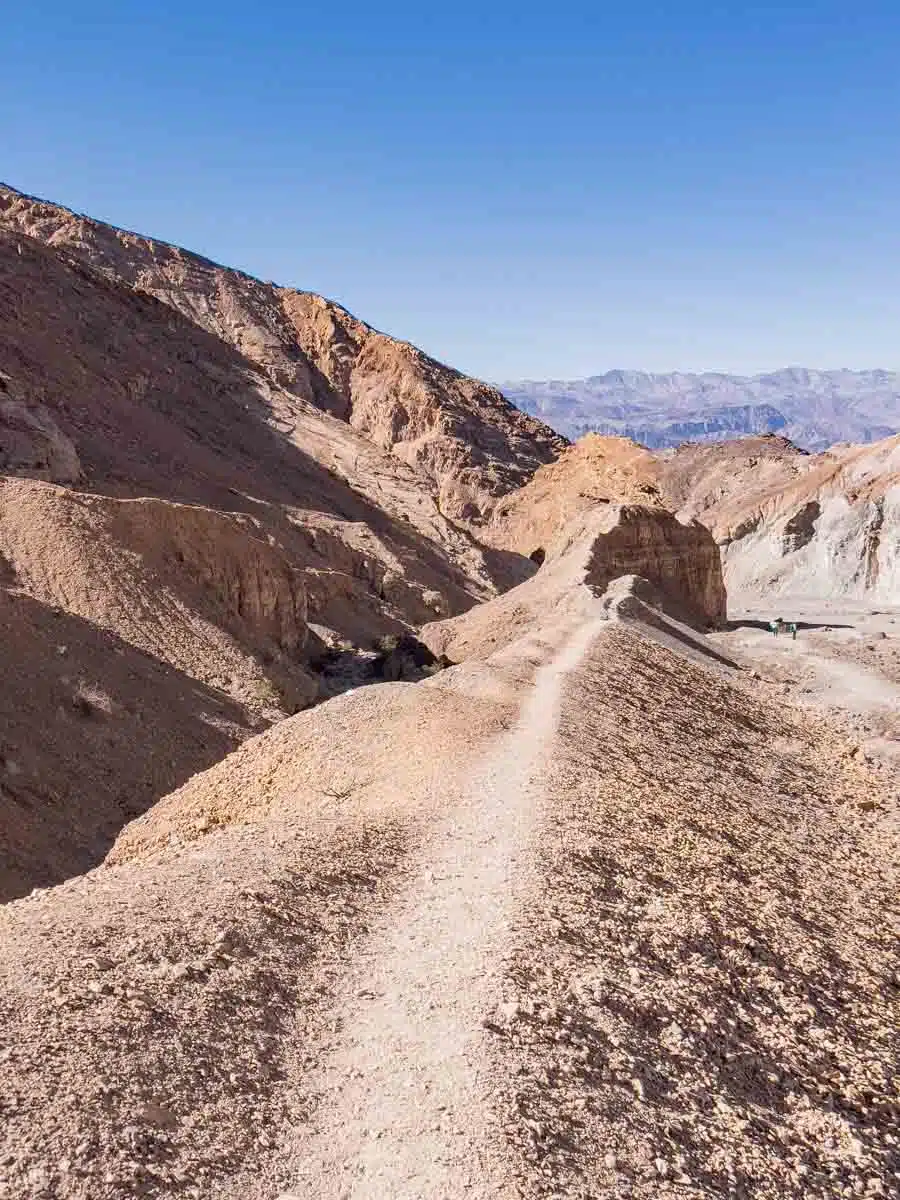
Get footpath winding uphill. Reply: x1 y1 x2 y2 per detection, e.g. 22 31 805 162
278 617 606 1200
1 180 899 1200
1 603 897 1200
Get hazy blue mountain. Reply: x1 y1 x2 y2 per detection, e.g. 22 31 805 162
499 368 900 450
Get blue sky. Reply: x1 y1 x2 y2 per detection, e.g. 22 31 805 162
3 2 899 379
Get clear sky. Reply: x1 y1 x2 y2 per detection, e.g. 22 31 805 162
4 2 899 379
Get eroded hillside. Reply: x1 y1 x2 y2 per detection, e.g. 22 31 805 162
660 433 900 602
0 182 565 523
477 429 900 608
0 199 551 899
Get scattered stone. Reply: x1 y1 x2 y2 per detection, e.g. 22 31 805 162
136 1103 178 1129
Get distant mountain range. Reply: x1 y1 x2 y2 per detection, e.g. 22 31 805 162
500 368 900 451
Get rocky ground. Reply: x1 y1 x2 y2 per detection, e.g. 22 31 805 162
715 603 900 774
1 609 896 1200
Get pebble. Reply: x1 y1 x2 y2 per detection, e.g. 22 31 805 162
498 1000 520 1022
137 1103 178 1128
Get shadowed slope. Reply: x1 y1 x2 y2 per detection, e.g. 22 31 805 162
0 588 257 901
0 181 566 523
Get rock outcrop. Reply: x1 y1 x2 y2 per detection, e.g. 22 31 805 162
425 435 727 663
660 433 900 603
0 182 565 523
578 505 727 625
423 502 726 663
489 430 900 609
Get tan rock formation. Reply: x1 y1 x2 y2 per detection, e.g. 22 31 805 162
578 504 727 624
484 429 900 610
0 182 565 522
425 434 726 663
659 432 900 602
0 479 317 715
422 503 726 663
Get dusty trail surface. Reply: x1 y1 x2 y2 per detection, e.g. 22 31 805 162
1 615 897 1200
279 618 605 1200
715 604 900 770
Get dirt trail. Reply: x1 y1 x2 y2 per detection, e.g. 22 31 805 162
279 617 607 1200
1 615 896 1200
715 605 900 769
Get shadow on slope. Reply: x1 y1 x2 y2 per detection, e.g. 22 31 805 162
0 228 503 617
0 588 259 902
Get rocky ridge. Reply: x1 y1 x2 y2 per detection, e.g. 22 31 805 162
421 501 726 664
0 182 565 523
0 602 895 1200
503 367 900 451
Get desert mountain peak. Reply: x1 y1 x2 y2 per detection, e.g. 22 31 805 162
0 181 566 524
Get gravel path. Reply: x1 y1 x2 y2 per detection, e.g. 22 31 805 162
2 614 896 1200
279 618 607 1200
715 605 900 773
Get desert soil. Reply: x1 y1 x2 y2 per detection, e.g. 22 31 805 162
3 611 896 1200
274 617 607 1200
715 602 900 772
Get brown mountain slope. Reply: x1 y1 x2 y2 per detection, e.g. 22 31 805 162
0 181 565 522
0 214 536 899
0 224 520 626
